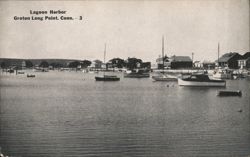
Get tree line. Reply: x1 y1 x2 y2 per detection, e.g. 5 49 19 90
0 57 150 70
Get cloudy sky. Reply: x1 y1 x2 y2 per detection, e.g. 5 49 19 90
0 0 249 63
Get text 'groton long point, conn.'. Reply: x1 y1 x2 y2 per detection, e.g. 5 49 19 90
13 9 83 21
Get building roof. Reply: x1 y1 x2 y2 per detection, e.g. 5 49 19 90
170 56 192 62
93 59 102 63
238 57 250 61
217 52 241 62
243 52 250 59
156 56 169 62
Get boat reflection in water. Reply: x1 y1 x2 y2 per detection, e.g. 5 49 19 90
178 73 226 87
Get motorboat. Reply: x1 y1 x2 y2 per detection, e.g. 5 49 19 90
178 73 226 87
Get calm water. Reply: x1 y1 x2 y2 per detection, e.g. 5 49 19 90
0 71 249 157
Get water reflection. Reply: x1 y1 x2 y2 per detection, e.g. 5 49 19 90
0 71 249 157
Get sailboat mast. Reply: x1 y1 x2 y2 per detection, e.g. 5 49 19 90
104 43 106 74
104 43 106 64
218 42 220 67
162 36 164 72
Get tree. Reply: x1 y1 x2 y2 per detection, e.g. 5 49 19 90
50 62 63 68
81 60 92 68
109 58 125 68
126 57 142 70
68 61 80 68
39 61 49 68
25 60 33 68
0 62 7 69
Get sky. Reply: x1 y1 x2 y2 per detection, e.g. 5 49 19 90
0 0 249 63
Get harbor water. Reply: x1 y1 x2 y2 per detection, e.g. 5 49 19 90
0 71 249 157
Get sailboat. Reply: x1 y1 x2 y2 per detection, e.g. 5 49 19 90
212 43 232 79
152 36 177 81
95 44 120 81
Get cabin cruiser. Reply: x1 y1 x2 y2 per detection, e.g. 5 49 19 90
212 69 232 79
178 73 226 87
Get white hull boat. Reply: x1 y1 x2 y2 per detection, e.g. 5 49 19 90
213 72 232 79
178 73 226 87
152 74 177 81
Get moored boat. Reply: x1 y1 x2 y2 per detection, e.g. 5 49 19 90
217 90 242 96
178 73 226 87
124 69 150 78
95 75 120 81
152 36 177 81
18 71 25 74
95 43 120 81
152 74 177 81
212 69 232 79
27 74 35 77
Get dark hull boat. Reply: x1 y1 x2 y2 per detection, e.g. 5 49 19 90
95 44 120 81
217 90 242 96
27 74 35 78
178 73 226 87
95 75 120 81
124 69 150 78
124 72 150 78
152 36 177 82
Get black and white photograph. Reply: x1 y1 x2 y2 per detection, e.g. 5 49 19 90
0 0 249 156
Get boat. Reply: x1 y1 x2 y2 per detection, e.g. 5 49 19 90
18 71 25 74
178 73 226 87
152 36 177 81
95 43 120 81
212 68 232 79
7 69 14 73
217 90 242 97
213 43 232 79
33 68 49 72
95 75 120 81
27 74 35 77
152 74 177 81
124 69 150 78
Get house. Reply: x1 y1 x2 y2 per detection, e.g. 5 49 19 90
169 55 192 69
90 59 103 69
194 60 215 69
238 52 250 69
141 62 151 70
156 55 170 69
202 60 215 69
216 52 242 69
194 61 202 68
242 52 250 58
